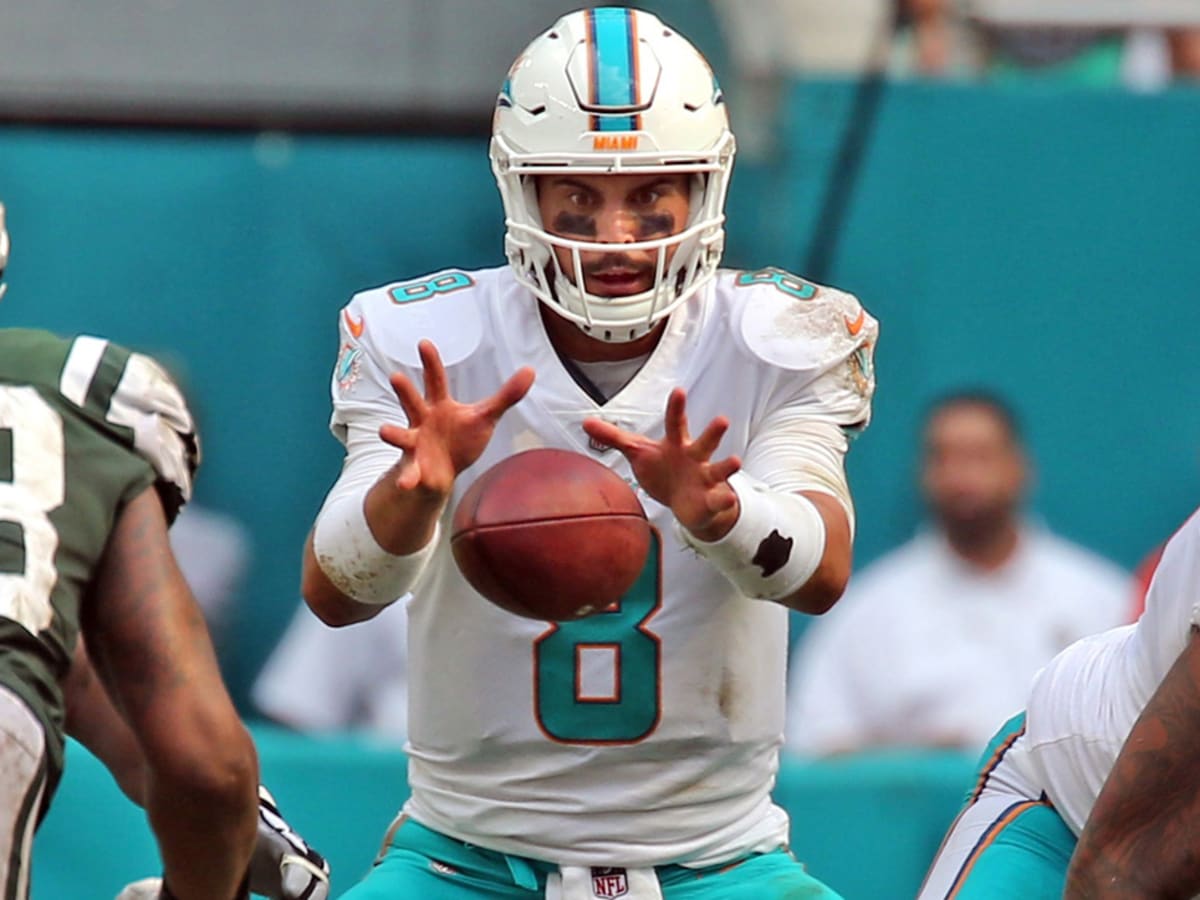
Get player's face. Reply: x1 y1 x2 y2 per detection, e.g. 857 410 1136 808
920 404 1026 537
535 173 691 297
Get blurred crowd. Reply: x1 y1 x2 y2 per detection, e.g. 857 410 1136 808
707 0 1200 86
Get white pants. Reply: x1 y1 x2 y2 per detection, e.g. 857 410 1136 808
918 713 1076 900
0 685 47 900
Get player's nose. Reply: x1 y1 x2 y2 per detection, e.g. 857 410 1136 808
594 207 639 244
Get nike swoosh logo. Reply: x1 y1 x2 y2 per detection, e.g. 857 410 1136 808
845 309 865 336
343 309 364 339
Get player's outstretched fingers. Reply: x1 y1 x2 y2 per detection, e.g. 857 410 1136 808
481 366 535 423
691 415 730 461
707 455 741 485
581 417 649 458
378 423 416 452
663 387 691 445
388 372 427 427
416 339 450 402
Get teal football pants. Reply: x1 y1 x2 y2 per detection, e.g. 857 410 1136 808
340 816 843 899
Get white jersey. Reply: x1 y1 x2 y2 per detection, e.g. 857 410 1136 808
325 264 877 867
1022 507 1200 834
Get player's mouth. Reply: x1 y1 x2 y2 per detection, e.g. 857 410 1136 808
585 267 651 296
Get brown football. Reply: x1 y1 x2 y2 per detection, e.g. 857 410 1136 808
450 448 651 620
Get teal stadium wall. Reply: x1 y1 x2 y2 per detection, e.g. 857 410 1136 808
7 78 1200 897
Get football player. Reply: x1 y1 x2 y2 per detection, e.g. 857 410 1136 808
919 505 1200 898
0 203 327 900
301 7 878 900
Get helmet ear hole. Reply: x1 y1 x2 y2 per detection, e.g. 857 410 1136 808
521 176 545 231
687 175 706 228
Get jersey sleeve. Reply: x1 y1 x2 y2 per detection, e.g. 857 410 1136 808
323 272 489 505
328 295 411 449
734 274 879 519
736 273 878 432
1148 508 1200 629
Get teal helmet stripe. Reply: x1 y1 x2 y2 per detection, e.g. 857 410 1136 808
587 7 639 132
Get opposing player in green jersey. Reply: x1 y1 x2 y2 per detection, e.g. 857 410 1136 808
0 203 325 900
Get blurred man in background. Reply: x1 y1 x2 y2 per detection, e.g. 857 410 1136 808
787 391 1130 756
252 598 409 744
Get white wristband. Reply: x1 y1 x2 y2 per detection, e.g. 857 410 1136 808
311 492 439 606
676 471 826 601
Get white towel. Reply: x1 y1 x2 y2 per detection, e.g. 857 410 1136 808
545 865 664 900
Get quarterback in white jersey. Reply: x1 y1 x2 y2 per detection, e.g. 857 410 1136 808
302 8 877 900
920 507 1200 898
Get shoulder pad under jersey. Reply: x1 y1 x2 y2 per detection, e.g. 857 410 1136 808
68 336 198 520
344 268 485 369
730 267 877 372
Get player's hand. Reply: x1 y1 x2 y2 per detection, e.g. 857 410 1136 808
250 785 330 900
380 339 535 498
583 387 741 541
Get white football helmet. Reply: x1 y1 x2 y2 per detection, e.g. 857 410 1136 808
490 6 735 342
0 203 9 301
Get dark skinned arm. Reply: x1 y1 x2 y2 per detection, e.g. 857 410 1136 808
83 486 258 900
62 636 146 805
1066 627 1200 899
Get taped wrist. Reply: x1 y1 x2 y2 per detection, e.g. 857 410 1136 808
312 492 438 606
677 471 826 600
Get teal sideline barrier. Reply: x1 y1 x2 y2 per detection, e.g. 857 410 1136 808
2 79 1199 701
33 727 976 899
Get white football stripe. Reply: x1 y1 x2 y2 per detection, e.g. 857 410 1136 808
58 335 108 407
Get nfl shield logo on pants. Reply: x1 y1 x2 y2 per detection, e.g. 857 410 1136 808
591 867 629 898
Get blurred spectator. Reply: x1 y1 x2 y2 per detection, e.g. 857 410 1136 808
712 0 1200 90
169 501 252 642
152 351 253 644
707 0 898 157
712 0 894 76
1167 26 1200 78
251 598 408 744
901 1 1200 88
785 390 1132 756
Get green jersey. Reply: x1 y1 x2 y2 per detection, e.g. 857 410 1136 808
0 328 198 787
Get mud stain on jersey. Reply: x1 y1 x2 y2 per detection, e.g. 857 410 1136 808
718 667 738 723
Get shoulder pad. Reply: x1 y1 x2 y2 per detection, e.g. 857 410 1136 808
346 268 484 369
732 268 877 372
69 338 198 520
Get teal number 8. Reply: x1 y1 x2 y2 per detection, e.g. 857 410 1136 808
389 271 474 304
736 267 816 300
534 534 662 744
